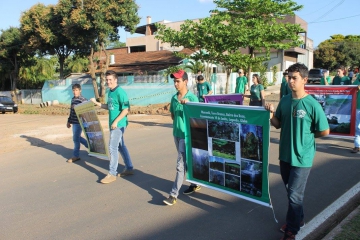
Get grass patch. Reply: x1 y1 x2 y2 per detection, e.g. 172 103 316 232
333 209 360 240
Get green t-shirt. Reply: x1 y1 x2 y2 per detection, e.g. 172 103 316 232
250 84 264 101
275 94 329 167
235 76 248 94
197 81 212 102
280 81 291 99
320 76 331 85
107 86 130 128
332 76 351 85
170 91 199 138
353 78 360 109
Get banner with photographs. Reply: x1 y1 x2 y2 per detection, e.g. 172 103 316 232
204 94 243 105
74 101 109 159
183 103 271 207
305 85 358 137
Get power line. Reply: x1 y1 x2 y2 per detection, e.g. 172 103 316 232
309 13 360 24
309 0 345 23
297 0 338 17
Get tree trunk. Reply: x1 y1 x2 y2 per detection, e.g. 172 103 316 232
99 42 110 103
89 47 100 100
59 55 65 79
11 55 19 103
247 47 255 89
225 68 231 94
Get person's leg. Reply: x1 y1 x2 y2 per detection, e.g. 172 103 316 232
72 124 82 158
282 163 311 235
169 137 186 198
353 109 360 151
108 128 122 176
80 136 88 149
118 127 133 170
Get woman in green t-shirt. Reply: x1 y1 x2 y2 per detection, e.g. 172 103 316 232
244 74 265 106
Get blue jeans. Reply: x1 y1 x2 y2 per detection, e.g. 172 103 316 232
170 137 196 198
72 123 88 157
108 127 133 176
280 161 311 235
354 110 360 147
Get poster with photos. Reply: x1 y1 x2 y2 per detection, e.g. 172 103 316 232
74 101 109 160
184 103 271 207
305 85 357 137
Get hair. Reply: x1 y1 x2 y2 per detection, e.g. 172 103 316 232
337 65 345 71
287 63 309 78
105 70 118 79
72 83 81 90
252 74 262 84
197 75 204 81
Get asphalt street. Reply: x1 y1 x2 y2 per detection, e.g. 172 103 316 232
1 114 360 240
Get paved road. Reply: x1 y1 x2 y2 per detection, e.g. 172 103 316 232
1 114 360 240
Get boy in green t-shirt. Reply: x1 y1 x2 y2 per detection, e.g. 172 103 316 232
196 75 213 102
163 69 200 206
280 71 291 99
91 70 134 184
235 70 248 94
332 66 351 85
265 63 329 240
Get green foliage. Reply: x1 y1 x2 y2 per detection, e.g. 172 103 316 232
253 62 269 89
314 34 360 70
271 65 278 84
65 55 89 74
163 66 183 83
156 0 304 93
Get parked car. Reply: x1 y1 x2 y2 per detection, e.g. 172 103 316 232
308 68 325 84
0 95 18 114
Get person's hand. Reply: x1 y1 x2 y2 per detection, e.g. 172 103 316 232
179 98 189 104
90 98 97 103
323 71 328 77
264 103 275 112
67 122 71 128
111 121 118 130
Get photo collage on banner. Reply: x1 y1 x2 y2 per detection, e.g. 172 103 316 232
184 103 271 207
204 94 243 105
74 101 109 159
305 85 358 137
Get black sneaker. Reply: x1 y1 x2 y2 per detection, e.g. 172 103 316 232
183 185 201 195
163 196 177 206
280 221 305 233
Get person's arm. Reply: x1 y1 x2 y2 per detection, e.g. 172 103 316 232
315 129 329 138
260 89 265 106
171 112 174 120
264 103 281 129
111 108 128 130
90 98 108 109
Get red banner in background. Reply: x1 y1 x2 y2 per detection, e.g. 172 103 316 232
305 85 358 137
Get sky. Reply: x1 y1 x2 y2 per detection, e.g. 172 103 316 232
0 0 359 48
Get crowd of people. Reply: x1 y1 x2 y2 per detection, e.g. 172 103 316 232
65 63 359 240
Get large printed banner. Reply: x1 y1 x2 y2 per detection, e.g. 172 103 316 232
74 101 109 160
305 85 358 137
184 103 271 207
204 93 243 105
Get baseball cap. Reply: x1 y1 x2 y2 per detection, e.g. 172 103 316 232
170 69 188 80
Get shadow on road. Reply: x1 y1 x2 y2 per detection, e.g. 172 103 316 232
129 120 173 128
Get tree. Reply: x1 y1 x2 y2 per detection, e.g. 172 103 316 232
156 0 304 93
65 55 89 75
58 0 140 102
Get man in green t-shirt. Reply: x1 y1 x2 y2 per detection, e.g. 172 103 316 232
91 70 134 184
320 70 331 85
163 69 200 206
196 75 213 102
332 66 351 85
235 70 248 94
265 63 329 240
280 71 291 99
351 75 360 153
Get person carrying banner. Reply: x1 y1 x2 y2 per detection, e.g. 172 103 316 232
243 74 265 106
351 77 360 153
280 71 291 99
66 83 88 163
332 66 351 85
196 75 213 102
264 63 330 240
235 70 248 94
320 70 331 85
90 70 134 184
163 69 201 206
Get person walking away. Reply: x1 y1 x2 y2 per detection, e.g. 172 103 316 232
243 74 265 106
264 63 329 240
235 70 248 94
66 83 88 163
332 66 351 85
163 69 201 206
90 70 134 184
196 75 213 102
